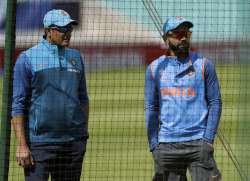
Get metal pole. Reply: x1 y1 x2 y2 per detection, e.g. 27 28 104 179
0 0 17 180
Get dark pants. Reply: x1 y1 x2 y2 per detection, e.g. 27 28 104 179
152 139 221 181
24 140 87 181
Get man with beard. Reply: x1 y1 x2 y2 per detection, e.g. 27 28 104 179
144 16 222 181
12 9 89 181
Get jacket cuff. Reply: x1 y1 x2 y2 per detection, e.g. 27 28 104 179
202 137 214 144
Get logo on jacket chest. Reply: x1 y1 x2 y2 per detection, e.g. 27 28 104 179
66 58 80 73
69 58 77 66
67 68 80 73
160 87 196 97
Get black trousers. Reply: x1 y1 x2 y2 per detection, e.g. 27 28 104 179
24 140 87 181
152 139 221 181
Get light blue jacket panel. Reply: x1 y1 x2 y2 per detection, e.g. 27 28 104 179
12 38 89 143
145 52 222 151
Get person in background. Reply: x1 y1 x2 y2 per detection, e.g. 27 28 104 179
144 16 222 181
12 9 89 181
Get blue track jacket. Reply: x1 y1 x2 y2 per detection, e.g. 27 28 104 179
12 38 89 143
145 52 222 151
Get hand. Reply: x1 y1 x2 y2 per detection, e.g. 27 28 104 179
203 140 214 149
16 144 34 167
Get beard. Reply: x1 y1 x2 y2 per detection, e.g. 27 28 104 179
169 40 190 58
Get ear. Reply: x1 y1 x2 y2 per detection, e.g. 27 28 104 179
44 28 52 39
162 34 168 41
164 38 169 49
44 28 49 35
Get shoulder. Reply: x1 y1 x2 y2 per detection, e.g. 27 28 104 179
191 52 214 66
18 43 45 65
192 53 217 77
146 55 168 79
24 43 44 58
14 51 32 73
147 55 167 71
16 49 31 64
150 55 167 65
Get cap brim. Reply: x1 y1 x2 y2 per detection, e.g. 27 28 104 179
61 19 78 27
69 20 78 25
70 20 78 25
45 20 78 28
175 21 193 30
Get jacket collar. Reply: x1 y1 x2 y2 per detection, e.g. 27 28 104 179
168 52 197 65
39 37 65 54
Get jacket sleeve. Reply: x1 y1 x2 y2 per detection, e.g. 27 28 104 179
144 65 159 151
12 53 32 117
203 59 222 143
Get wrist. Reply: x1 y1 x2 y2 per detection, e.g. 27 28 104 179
17 141 28 148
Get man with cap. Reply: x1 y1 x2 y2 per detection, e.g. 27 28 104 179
144 16 222 181
11 9 89 181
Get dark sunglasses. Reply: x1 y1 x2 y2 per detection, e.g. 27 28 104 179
50 25 73 34
168 30 192 40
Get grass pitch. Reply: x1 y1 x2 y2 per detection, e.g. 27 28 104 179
1 64 250 180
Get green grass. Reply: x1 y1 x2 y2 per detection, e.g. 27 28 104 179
1 64 250 180
216 64 250 180
0 77 2 118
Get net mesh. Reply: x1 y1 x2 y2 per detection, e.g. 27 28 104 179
0 0 250 180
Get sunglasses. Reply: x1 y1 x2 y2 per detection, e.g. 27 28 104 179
168 31 192 40
50 25 73 34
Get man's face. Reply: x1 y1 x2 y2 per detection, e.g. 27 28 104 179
166 25 192 57
48 25 73 47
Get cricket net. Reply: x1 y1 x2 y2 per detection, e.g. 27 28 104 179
0 0 249 180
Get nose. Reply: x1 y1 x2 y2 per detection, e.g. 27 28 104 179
62 32 71 39
65 30 72 35
180 35 187 41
